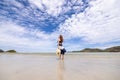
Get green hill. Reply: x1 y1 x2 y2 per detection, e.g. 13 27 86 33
80 48 103 52
104 46 120 52
72 46 120 52
0 49 4 52
6 50 17 53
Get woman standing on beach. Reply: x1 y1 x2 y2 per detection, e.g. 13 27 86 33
57 34 65 60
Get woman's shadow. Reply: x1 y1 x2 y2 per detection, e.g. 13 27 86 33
57 60 65 80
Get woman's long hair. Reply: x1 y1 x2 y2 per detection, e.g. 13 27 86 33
59 35 63 43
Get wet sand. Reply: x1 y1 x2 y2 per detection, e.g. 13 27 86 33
0 53 120 80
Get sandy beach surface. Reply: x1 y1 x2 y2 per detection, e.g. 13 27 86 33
0 53 120 80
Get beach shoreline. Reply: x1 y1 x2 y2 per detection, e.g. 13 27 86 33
0 52 120 80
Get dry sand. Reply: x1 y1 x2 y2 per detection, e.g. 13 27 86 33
0 53 120 80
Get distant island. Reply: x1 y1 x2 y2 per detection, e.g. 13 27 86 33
72 46 120 52
0 49 17 53
6 50 17 53
0 49 4 52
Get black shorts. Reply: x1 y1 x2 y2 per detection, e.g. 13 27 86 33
61 49 65 55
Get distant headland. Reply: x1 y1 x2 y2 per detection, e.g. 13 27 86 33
0 49 17 53
72 46 120 52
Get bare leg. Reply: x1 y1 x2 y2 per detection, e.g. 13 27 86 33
59 54 61 59
61 54 64 60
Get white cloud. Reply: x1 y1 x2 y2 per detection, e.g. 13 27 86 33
28 0 85 17
29 0 65 17
58 0 120 44
0 21 58 52
3 0 24 8
29 0 44 10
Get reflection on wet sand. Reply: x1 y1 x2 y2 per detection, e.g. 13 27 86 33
0 53 120 80
57 60 65 80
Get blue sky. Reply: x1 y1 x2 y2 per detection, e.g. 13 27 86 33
0 0 120 52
